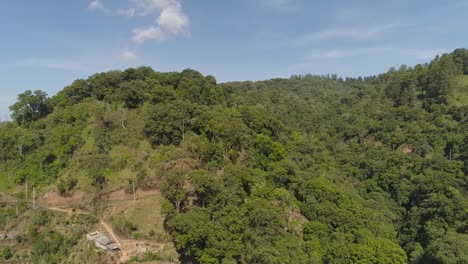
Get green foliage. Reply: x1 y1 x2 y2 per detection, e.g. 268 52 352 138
57 177 77 196
53 79 91 107
9 90 52 126
127 252 164 263
2 49 468 263
424 232 468 264
161 171 187 211
111 216 138 237
425 54 462 104
145 100 197 146
251 134 286 170
0 247 12 260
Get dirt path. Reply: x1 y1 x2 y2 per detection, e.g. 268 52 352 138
46 207 88 216
44 205 131 263
41 190 86 206
0 191 15 203
105 189 161 202
45 203 165 263
39 189 161 208
16 188 171 264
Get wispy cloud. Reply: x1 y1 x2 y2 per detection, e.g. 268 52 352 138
296 22 401 45
89 0 189 44
120 51 138 61
306 47 391 59
88 0 104 11
257 0 297 11
88 0 136 16
304 47 447 61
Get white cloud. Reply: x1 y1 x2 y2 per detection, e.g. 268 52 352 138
306 47 390 59
132 26 166 42
131 0 181 16
89 0 190 44
89 0 136 16
88 0 104 10
157 5 189 35
120 51 138 61
297 22 401 44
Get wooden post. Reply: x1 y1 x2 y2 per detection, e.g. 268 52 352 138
133 179 136 201
25 180 28 201
182 120 185 141
32 187 36 209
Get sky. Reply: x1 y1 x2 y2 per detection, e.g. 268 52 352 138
1 0 468 119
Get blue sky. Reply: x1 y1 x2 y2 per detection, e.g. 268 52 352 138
1 0 468 119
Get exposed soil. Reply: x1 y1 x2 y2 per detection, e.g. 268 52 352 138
46 207 88 216
40 190 86 207
163 158 199 173
401 145 413 154
0 191 15 203
40 188 175 264
104 189 161 201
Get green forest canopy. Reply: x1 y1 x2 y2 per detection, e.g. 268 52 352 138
1 49 468 264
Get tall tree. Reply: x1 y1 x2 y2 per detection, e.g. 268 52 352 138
9 90 51 126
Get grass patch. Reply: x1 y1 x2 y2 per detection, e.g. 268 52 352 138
104 169 119 182
0 172 14 193
111 216 138 237
126 252 164 263
124 194 165 239
105 193 167 241
451 75 468 106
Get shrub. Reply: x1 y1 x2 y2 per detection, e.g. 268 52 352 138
111 216 138 237
0 247 12 260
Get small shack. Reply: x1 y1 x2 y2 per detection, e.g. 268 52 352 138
107 243 120 251
86 231 120 252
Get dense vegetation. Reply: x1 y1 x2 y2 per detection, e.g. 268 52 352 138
1 49 467 263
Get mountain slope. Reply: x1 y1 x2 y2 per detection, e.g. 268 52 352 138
1 50 468 264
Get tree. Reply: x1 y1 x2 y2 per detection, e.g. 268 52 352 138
425 232 468 264
52 79 91 106
425 55 461 104
119 80 151 109
162 171 188 212
10 90 51 126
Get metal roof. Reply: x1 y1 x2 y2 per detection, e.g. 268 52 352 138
95 235 112 246
106 243 120 251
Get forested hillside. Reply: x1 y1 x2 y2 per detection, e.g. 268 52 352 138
1 49 467 264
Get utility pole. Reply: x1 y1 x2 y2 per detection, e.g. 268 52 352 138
32 187 36 210
133 179 136 201
182 120 185 141
25 180 28 201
